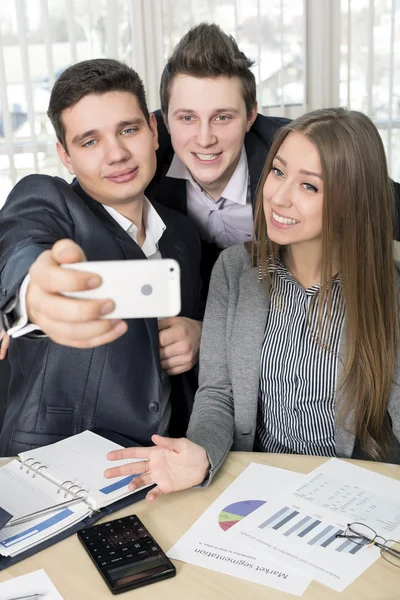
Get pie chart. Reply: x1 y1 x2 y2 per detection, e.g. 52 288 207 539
218 500 266 532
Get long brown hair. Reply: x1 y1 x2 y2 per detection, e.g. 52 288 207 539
252 107 398 460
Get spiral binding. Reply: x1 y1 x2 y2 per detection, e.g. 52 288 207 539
59 480 89 500
19 457 47 475
19 457 88 499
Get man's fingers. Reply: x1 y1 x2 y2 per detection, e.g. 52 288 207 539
52 321 127 349
164 364 191 376
159 340 188 361
36 312 123 341
29 256 102 294
158 326 183 348
161 352 193 370
52 239 87 265
157 317 176 332
35 310 127 348
30 290 115 323
104 460 150 479
161 358 191 373
0 332 9 360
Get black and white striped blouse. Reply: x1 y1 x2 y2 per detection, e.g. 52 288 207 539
255 257 345 457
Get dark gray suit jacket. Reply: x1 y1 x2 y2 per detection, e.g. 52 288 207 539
0 175 202 455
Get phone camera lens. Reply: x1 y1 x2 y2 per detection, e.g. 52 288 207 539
170 267 174 272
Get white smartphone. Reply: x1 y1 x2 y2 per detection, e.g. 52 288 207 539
62 259 181 319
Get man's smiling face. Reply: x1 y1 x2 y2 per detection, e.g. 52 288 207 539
165 74 257 199
57 91 158 210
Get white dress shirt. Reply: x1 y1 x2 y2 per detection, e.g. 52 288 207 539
166 146 253 249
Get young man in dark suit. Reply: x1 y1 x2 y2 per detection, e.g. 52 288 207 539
146 23 290 294
0 59 202 455
147 23 400 293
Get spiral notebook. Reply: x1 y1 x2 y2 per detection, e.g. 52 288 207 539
0 430 146 558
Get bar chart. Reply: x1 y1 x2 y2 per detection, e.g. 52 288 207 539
257 506 364 554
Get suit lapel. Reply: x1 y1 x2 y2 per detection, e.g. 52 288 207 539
157 217 185 264
161 174 187 214
231 267 270 434
146 156 188 215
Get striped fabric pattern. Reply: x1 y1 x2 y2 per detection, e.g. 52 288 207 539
255 258 345 457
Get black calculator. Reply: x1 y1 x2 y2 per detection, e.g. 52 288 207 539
77 515 176 594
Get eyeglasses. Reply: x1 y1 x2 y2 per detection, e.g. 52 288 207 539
336 522 400 567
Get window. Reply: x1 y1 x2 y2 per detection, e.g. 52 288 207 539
0 0 132 200
161 0 306 111
0 0 399 204
340 0 400 180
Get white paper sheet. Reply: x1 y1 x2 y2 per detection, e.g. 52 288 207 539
0 460 90 557
228 458 400 591
168 463 311 596
0 569 64 599
18 430 144 508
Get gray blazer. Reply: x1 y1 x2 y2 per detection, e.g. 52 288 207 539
187 244 400 482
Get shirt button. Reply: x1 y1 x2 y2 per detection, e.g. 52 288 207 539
148 402 159 414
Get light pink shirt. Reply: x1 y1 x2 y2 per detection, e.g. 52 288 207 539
166 146 253 249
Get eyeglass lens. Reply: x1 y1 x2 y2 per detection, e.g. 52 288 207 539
381 540 400 567
347 522 376 545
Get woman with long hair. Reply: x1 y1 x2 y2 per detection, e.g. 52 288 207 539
105 108 400 500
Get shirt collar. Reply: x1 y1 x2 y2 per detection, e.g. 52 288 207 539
103 197 166 255
268 255 341 296
166 146 249 206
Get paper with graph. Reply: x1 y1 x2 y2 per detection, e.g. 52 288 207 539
168 463 311 595
227 458 400 591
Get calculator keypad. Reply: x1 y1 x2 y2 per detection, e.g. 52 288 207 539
80 516 161 569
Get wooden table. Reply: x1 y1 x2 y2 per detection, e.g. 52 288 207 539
0 453 399 599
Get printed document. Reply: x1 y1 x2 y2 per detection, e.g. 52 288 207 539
168 463 311 596
228 458 400 591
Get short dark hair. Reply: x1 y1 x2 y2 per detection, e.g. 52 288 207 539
160 23 256 117
47 58 150 151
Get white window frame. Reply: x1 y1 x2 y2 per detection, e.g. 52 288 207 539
0 0 398 195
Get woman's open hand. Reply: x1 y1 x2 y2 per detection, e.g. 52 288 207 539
104 435 210 502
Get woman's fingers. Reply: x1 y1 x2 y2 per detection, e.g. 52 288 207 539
128 472 153 491
107 447 151 461
104 459 149 479
146 486 165 503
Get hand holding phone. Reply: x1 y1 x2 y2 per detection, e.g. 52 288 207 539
62 259 181 319
25 239 128 349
